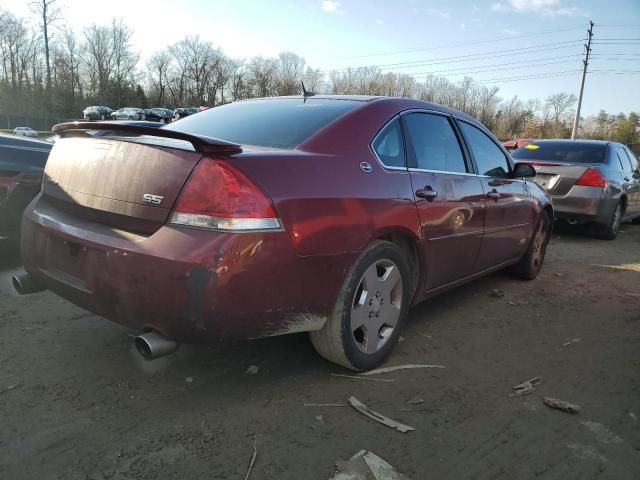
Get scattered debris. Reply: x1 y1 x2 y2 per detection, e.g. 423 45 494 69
360 364 445 376
185 376 194 383
511 377 542 397
625 292 640 298
315 415 324 422
543 396 581 414
331 374 396 382
508 301 517 306
489 288 505 298
243 436 257 480
246 365 259 375
562 338 582 347
629 412 638 421
406 396 425 405
348 396 414 433
0 383 20 395
398 336 405 343
331 450 412 480
554 272 564 277
304 403 348 407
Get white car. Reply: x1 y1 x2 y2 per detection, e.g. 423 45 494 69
13 127 38 137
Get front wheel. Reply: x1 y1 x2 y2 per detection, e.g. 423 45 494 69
309 241 410 371
512 211 550 280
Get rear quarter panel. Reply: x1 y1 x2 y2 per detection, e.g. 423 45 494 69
230 100 422 257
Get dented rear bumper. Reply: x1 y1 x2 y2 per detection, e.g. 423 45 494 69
21 195 354 341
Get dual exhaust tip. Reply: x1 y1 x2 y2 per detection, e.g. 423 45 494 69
12 272 178 361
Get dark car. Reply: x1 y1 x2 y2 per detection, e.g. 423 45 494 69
16 96 551 370
0 133 51 239
512 139 640 239
173 107 198 120
144 108 174 123
111 108 145 120
83 106 113 121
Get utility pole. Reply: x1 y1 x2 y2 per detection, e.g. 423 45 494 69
571 21 594 139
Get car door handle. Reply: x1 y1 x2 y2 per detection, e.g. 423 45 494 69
624 177 630 182
416 189 438 201
486 190 501 201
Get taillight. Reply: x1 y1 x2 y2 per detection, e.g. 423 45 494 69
575 168 608 188
170 157 280 231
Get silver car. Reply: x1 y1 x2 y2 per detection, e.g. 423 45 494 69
512 139 640 240
13 127 38 137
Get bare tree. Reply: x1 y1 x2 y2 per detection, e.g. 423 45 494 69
30 0 60 96
544 92 577 125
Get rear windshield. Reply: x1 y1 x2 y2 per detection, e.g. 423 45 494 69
512 142 606 164
165 98 362 149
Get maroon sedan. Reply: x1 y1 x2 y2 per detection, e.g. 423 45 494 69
16 96 551 370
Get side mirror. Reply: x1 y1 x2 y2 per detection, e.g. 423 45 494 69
633 170 640 180
512 163 536 178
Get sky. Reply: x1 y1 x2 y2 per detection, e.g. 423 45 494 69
4 0 640 116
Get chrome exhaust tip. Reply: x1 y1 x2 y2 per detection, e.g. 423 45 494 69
568 217 578 225
12 272 46 295
134 331 179 360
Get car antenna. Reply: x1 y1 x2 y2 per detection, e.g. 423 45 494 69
301 82 315 102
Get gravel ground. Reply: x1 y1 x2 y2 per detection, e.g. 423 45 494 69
0 223 638 479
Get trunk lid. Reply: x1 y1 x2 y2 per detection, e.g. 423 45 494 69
520 161 594 196
43 137 204 233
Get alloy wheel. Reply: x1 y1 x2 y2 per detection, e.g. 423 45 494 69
531 217 547 268
350 259 403 354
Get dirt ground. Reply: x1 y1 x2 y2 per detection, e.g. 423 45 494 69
0 223 638 480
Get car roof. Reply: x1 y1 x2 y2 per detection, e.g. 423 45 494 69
529 139 611 147
241 95 480 124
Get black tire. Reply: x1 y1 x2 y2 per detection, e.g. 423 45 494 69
512 210 550 280
631 216 640 225
309 240 411 371
595 202 622 240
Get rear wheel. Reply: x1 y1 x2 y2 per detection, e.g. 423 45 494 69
309 241 410 371
596 202 622 240
512 211 550 280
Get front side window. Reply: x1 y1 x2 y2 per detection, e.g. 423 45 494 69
402 113 467 173
459 121 510 177
372 118 405 168
616 147 631 172
624 148 638 172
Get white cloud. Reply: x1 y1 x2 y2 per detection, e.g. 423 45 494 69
376 19 384 25
460 23 466 29
492 0 578 16
321 0 341 13
503 28 519 35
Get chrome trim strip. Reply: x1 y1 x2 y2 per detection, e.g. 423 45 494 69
408 167 478 177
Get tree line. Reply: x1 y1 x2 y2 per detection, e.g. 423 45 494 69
0 3 638 142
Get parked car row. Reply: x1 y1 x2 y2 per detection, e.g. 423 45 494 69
82 105 196 122
4 95 639 371
12 127 39 137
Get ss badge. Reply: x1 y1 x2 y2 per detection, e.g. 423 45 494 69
142 193 164 205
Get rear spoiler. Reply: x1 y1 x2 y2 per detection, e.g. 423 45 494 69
52 121 242 154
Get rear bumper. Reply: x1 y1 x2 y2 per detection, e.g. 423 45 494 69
551 186 615 224
21 195 354 342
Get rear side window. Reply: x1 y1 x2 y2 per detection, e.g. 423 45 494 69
403 113 467 173
459 121 510 177
372 118 405 168
615 147 631 172
165 98 361 149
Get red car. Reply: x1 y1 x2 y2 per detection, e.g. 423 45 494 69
16 96 552 370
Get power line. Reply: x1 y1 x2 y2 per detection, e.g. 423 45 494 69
406 58 581 77
468 70 582 85
339 26 585 59
326 41 583 73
